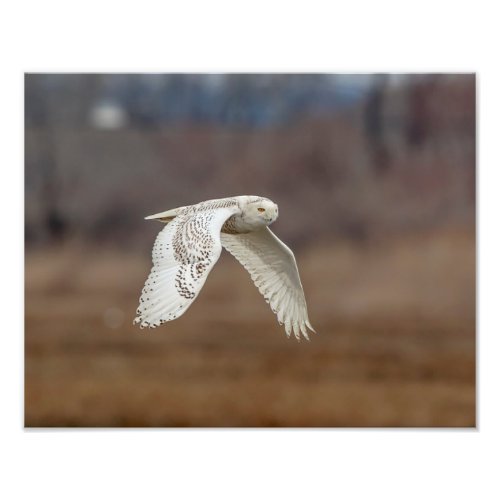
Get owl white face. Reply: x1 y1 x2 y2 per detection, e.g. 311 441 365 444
245 198 279 227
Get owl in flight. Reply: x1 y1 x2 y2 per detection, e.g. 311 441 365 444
134 196 315 340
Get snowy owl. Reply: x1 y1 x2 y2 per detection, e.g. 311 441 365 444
134 195 315 340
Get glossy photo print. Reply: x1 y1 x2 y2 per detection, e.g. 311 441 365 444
24 74 476 427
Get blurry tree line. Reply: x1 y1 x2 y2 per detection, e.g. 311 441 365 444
24 74 475 249
25 74 368 129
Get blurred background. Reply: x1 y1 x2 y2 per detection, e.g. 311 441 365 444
24 74 475 427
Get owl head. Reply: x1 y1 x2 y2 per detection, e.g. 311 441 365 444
242 196 279 227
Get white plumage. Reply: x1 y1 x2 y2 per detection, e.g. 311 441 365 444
134 195 315 340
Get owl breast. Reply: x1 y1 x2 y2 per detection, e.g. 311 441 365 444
221 213 266 234
221 215 239 234
221 215 245 234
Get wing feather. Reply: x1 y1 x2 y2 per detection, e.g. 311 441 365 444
135 204 239 328
221 227 315 340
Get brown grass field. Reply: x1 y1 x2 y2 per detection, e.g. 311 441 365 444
25 227 475 427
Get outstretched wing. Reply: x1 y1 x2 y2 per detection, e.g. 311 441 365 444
221 228 315 340
135 206 239 328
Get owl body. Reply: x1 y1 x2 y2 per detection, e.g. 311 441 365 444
135 195 314 340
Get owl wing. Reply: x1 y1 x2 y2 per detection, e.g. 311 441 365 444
134 205 240 328
220 227 315 340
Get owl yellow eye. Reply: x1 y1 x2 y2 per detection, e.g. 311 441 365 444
258 207 265 212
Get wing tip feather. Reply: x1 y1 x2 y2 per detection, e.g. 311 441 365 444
306 320 317 334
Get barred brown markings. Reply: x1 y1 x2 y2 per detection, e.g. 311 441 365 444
170 208 222 299
222 215 238 234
